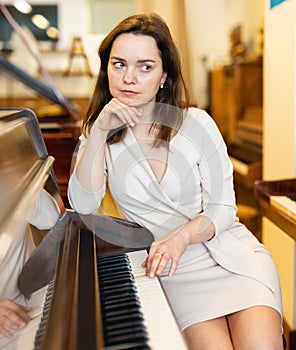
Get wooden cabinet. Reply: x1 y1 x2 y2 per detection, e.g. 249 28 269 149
209 58 262 144
209 58 263 239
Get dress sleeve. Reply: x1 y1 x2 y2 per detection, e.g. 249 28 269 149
198 111 237 235
27 189 61 230
67 134 107 215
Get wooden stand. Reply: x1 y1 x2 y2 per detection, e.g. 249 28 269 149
64 36 93 77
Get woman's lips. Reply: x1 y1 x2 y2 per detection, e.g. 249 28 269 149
121 89 138 96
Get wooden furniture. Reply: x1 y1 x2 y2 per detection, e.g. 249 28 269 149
254 178 296 241
209 58 263 144
64 36 93 77
209 58 263 239
255 178 296 349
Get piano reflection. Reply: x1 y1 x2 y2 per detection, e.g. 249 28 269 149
0 108 188 349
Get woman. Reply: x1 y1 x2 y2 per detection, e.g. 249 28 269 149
68 13 283 349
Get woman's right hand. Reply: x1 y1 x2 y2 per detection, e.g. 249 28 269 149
0 299 32 338
93 98 142 133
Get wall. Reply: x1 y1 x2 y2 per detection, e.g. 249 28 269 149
263 0 296 332
2 0 89 49
184 0 264 108
91 0 136 34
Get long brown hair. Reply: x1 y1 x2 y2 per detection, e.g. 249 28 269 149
82 13 190 146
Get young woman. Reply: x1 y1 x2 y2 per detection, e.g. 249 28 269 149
68 13 284 349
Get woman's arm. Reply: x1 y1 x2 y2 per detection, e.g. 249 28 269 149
144 110 237 277
68 98 141 214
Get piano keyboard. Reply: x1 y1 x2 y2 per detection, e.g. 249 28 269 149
270 195 296 221
7 250 187 350
98 250 188 350
0 287 47 350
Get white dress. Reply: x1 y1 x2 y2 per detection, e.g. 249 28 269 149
68 107 282 331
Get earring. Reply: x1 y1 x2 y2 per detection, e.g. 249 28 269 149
160 82 164 89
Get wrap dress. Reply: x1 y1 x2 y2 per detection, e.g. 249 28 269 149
68 107 282 331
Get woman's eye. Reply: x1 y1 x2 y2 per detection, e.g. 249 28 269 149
114 61 124 68
140 64 151 72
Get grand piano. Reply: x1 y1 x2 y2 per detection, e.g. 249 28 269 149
0 108 188 350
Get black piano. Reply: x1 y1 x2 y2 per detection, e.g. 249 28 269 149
0 108 188 349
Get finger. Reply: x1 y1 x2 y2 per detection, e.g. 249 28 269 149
145 246 160 273
116 104 140 127
168 257 179 277
148 251 168 278
155 254 170 276
110 99 140 126
141 257 148 268
4 309 28 329
0 323 13 338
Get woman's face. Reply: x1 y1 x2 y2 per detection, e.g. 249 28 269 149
107 33 167 107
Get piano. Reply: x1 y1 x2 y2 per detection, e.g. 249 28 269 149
209 59 263 239
0 108 188 349
0 3 82 208
254 178 296 241
254 178 296 349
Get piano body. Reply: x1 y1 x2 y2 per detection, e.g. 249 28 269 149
0 108 188 350
209 58 263 239
254 178 296 349
0 3 82 208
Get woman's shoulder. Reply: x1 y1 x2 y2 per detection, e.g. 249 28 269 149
182 107 214 128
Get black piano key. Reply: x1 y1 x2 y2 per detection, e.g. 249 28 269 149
103 294 139 305
100 290 140 303
288 194 296 201
106 324 147 338
34 280 55 350
104 300 141 312
104 318 146 332
105 331 149 347
97 252 151 349
100 270 133 280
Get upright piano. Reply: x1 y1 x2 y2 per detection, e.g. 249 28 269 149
0 108 188 349
209 59 263 239
255 178 296 349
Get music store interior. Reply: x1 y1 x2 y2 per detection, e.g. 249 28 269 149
0 0 295 349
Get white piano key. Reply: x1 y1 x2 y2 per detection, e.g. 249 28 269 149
0 286 47 350
127 250 188 350
270 195 296 220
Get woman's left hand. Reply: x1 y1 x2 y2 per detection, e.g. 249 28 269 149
142 226 190 278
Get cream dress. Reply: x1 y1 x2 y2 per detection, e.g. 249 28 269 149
68 107 282 331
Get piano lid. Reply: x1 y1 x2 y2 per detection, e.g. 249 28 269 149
0 4 80 122
0 108 63 236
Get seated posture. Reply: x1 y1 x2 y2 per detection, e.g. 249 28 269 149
68 13 284 349
0 189 60 339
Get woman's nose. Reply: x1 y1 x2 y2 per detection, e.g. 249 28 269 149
123 67 137 84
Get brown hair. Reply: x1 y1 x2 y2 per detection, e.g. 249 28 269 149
82 13 190 146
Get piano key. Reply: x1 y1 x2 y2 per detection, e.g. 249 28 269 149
127 250 188 350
